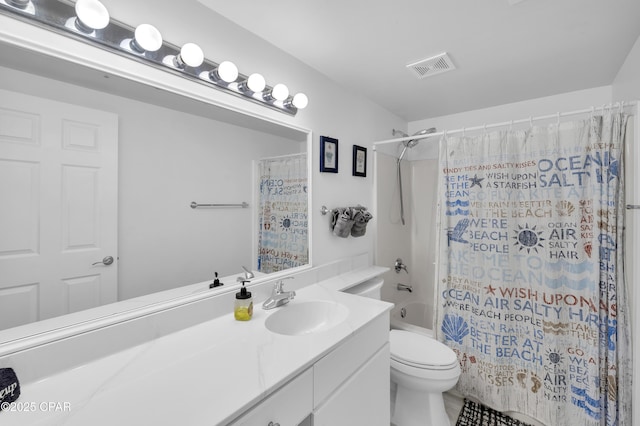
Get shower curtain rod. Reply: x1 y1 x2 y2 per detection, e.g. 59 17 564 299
258 152 306 161
373 101 638 147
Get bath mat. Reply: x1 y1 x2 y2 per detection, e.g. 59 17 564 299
456 399 533 426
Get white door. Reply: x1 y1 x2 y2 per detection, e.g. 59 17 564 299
0 89 118 330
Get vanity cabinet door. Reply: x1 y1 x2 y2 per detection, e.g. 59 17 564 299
313 343 390 425
313 313 388 406
228 367 313 426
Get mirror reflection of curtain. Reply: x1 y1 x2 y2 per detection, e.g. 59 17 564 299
435 110 631 425
257 153 308 273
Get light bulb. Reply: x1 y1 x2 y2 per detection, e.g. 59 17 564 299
175 43 204 68
247 73 266 93
75 0 110 31
6 0 30 9
214 61 238 83
271 83 289 101
292 93 308 109
131 24 163 53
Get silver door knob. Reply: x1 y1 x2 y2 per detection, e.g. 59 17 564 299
92 256 114 266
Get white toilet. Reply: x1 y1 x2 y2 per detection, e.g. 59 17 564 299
344 277 461 426
389 329 461 426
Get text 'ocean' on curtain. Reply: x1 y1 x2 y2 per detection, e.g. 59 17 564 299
435 111 631 426
257 153 308 273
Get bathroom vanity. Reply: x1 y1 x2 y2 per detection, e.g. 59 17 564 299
0 265 392 425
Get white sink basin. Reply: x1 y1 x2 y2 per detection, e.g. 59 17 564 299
265 300 349 336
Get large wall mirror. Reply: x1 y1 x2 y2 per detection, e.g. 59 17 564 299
0 28 312 347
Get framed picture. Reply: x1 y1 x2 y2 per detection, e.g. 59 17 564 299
352 145 367 177
320 136 338 173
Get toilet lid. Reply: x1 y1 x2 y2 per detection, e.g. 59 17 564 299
390 330 458 369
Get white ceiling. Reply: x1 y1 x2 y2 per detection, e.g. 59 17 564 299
198 0 640 122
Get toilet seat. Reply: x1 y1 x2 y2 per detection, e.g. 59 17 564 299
390 330 458 370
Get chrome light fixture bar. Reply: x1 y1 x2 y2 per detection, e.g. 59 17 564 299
0 0 308 116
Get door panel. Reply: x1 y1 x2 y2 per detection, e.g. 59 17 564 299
0 159 40 257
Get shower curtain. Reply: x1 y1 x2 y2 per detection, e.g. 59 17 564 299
434 110 631 425
257 153 308 273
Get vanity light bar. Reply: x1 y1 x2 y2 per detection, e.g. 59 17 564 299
0 0 308 116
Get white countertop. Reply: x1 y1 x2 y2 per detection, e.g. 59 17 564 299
2 284 391 425
316 265 388 293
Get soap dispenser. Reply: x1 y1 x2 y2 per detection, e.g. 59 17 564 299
234 280 253 321
209 272 223 289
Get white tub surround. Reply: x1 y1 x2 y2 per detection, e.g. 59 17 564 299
0 283 392 425
390 300 434 336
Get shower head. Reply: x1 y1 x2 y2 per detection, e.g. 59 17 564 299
398 128 437 161
405 127 437 147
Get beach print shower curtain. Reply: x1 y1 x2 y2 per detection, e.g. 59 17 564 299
435 111 631 425
257 153 308 273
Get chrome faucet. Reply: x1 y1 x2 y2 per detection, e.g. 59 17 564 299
238 265 255 282
397 283 413 293
395 258 408 274
262 278 296 310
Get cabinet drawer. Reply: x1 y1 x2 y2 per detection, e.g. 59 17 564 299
229 367 313 426
313 312 389 406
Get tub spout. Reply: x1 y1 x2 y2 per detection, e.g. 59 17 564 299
397 283 412 293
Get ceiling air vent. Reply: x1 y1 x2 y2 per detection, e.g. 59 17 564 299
406 53 455 79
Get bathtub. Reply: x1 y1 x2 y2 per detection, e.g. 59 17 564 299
390 300 434 337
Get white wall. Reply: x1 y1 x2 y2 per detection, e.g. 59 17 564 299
409 160 439 313
613 34 640 102
376 153 414 306
403 86 612 160
375 154 438 315
409 86 613 136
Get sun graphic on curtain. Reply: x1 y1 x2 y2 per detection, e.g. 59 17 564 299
279 216 292 231
545 348 564 365
512 224 545 253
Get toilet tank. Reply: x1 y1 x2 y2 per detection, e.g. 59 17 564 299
343 277 384 299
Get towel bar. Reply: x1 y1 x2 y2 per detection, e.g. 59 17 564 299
320 205 367 215
191 202 249 209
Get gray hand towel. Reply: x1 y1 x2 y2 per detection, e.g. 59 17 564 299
351 210 373 237
332 208 355 238
330 207 343 231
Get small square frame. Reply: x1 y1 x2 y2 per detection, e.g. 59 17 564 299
320 136 339 173
352 145 367 177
